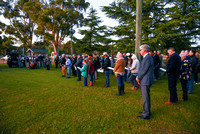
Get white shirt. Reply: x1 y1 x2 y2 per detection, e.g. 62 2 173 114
143 53 148 58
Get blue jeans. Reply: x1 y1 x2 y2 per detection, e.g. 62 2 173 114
127 70 131 82
84 77 87 86
40 60 43 67
89 73 94 82
105 70 110 87
67 66 71 77
123 69 127 81
116 74 124 87
187 73 194 93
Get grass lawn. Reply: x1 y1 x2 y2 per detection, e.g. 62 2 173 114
0 63 200 133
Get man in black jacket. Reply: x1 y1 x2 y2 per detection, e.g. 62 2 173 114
75 54 83 81
187 49 198 94
153 50 160 80
165 48 181 105
101 52 111 87
72 54 77 76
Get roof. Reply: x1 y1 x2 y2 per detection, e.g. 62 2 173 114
27 48 48 53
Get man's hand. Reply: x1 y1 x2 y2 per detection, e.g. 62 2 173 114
115 73 118 77
136 76 141 85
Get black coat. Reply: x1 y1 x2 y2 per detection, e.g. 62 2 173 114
75 57 83 67
72 57 77 66
189 55 198 74
102 57 111 71
166 53 181 77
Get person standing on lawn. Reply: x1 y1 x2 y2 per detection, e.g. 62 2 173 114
60 54 66 77
80 59 88 86
88 55 95 86
113 52 126 96
129 54 140 91
101 52 111 87
75 54 83 81
165 47 181 105
136 44 154 120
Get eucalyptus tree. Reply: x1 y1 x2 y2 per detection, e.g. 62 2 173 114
102 0 199 52
75 8 110 54
23 0 90 56
0 0 35 50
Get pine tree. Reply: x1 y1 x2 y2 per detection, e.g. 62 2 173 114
75 8 110 54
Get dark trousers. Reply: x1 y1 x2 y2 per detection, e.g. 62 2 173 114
77 69 81 80
154 66 159 79
83 77 87 86
141 85 151 117
55 63 58 68
47 65 50 70
129 73 138 88
168 74 178 103
72 66 77 76
180 79 188 100
89 73 94 82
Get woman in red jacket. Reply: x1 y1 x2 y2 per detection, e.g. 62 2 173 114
88 55 95 86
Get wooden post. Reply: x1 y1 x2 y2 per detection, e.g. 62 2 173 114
135 0 142 60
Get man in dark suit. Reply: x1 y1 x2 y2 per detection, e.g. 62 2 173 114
75 54 83 81
72 54 77 76
165 47 181 104
136 44 154 120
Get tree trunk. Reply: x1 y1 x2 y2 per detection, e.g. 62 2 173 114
135 0 142 60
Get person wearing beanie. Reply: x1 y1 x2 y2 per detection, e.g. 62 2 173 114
113 52 126 96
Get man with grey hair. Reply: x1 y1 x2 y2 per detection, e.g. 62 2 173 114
136 44 154 120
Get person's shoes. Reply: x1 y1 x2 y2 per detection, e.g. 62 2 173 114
104 85 109 88
67 77 70 78
62 75 65 77
165 101 176 105
116 93 122 96
77 79 81 81
137 116 150 120
130 87 136 91
188 92 192 94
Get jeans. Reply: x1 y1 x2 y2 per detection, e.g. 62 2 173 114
187 73 194 93
89 73 94 82
84 77 87 86
116 74 124 87
129 73 138 88
105 70 110 87
18 61 23 68
67 65 71 77
127 70 131 82
40 60 43 67
123 69 127 81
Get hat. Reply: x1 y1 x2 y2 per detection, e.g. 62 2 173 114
117 52 123 59
131 54 137 60
103 52 108 56
126 53 130 56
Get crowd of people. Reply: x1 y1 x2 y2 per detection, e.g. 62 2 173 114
9 45 200 120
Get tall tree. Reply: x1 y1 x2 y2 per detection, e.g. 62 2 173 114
102 0 200 52
75 8 111 54
1 0 35 50
23 0 90 56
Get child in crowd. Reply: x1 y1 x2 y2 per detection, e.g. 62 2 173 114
80 59 88 86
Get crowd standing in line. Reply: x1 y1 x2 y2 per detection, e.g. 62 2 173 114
7 45 200 120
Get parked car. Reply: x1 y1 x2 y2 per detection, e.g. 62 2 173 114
1 55 9 60
7 51 18 68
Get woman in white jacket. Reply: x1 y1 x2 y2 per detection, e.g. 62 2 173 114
129 54 140 90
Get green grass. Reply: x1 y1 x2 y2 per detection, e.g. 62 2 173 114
0 64 200 133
